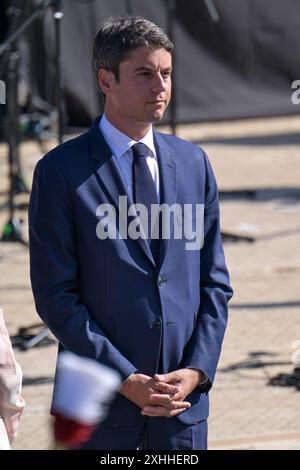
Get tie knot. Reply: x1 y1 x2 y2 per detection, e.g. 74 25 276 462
132 142 150 159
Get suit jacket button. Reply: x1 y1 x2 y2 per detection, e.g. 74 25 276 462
152 321 161 330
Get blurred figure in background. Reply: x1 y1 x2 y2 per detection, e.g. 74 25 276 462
0 308 25 450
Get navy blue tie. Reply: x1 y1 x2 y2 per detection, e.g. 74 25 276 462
132 143 160 265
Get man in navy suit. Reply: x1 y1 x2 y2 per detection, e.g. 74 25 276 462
29 15 233 450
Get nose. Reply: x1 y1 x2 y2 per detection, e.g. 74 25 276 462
152 72 167 94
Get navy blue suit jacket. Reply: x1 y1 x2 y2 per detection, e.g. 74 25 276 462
29 118 233 426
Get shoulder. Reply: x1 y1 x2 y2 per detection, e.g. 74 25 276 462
154 131 211 172
40 131 90 170
33 130 93 188
155 131 217 191
155 131 207 161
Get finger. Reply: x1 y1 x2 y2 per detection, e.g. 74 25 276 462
141 406 170 417
148 393 174 405
151 381 179 395
152 382 184 402
143 401 191 413
154 373 169 382
167 400 191 411
154 372 180 384
167 408 189 417
167 390 184 402
149 394 190 410
141 405 190 418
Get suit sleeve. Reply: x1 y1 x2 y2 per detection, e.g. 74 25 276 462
29 157 137 382
182 150 233 390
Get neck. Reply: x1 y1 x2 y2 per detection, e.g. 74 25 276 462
104 110 152 141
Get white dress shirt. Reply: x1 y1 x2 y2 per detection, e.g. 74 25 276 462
99 114 160 202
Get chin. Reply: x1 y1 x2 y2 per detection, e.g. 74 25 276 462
151 110 165 122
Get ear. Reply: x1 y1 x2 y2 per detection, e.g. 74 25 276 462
97 68 113 95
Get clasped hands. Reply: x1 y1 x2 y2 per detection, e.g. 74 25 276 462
120 368 202 418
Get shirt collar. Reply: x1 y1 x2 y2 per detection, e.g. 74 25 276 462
99 114 156 159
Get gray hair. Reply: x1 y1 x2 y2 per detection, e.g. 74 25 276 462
92 15 173 92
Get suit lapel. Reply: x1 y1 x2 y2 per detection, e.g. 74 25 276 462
154 131 178 270
88 118 128 208
88 118 156 267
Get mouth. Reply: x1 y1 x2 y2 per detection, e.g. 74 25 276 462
147 100 165 105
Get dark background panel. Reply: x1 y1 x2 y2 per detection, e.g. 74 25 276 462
0 0 299 129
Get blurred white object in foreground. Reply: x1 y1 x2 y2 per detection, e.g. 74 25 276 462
0 308 25 450
52 351 121 448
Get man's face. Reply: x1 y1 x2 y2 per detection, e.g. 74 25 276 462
100 47 172 126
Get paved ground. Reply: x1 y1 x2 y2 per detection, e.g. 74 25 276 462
0 115 300 450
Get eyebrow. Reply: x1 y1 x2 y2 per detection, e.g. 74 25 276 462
134 66 172 73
